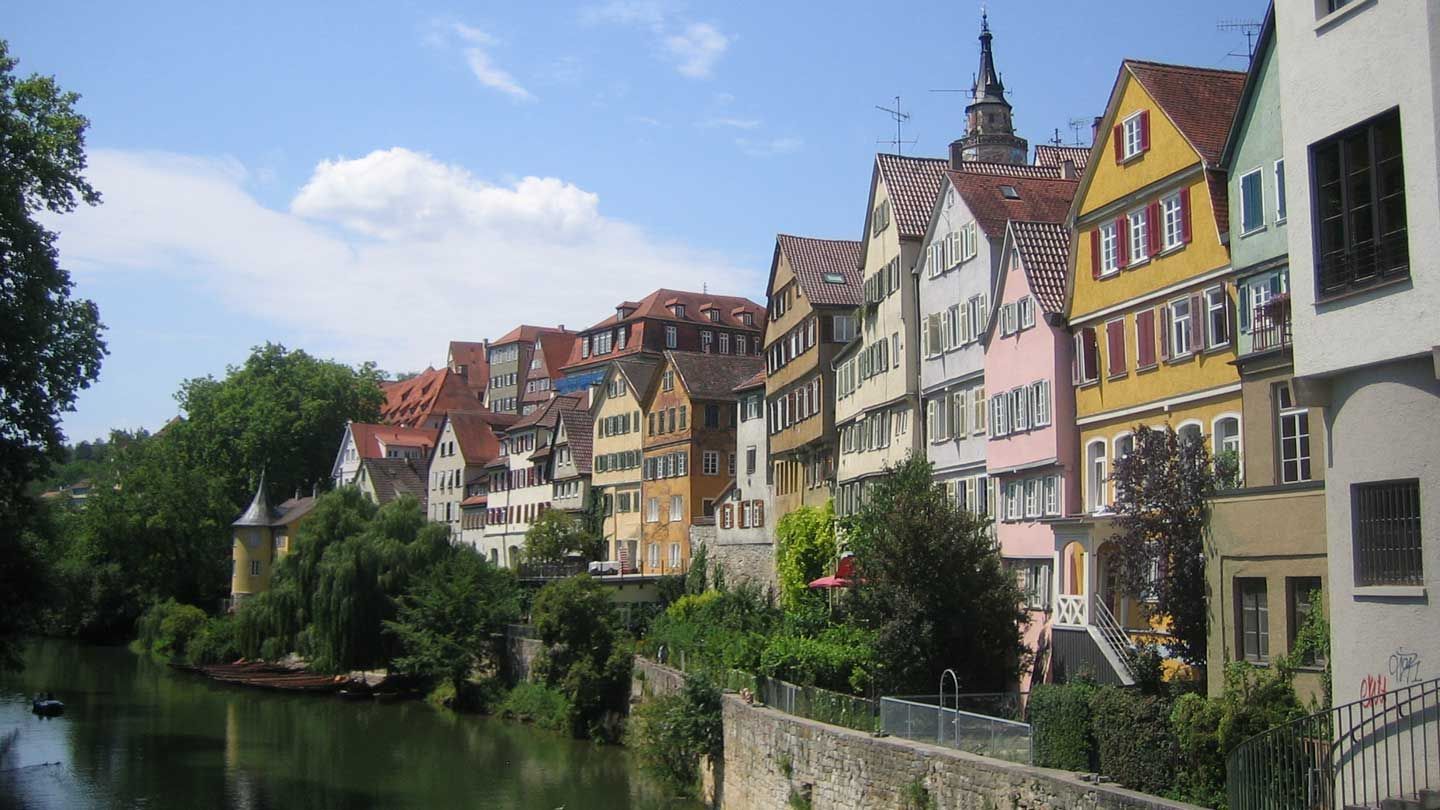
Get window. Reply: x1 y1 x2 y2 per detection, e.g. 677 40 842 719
1136 308 1157 368
1169 297 1194 358
719 333 730 354
1018 297 1035 329
669 543 681 569
1127 208 1150 263
951 390 967 436
1312 108 1408 296
1161 192 1187 249
1030 381 1050 427
961 223 979 260
701 331 713 353
648 543 659 569
249 560 261 577
1004 482 1022 521
646 497 659 523
832 314 857 343
1120 111 1147 160
1013 560 1053 610
1214 416 1241 481
1178 422 1203 447
990 395 1009 437
1274 159 1287 222
1011 387 1029 432
703 451 719 476
1238 578 1270 663
1105 319 1126 378
973 386 987 435
665 326 678 348
1087 440 1108 512
1098 222 1119 276
1075 327 1100 383
1239 169 1265 234
1024 479 1040 518
1042 475 1060 516
669 495 684 522
736 335 747 355
1288 578 1324 666
1205 286 1231 349
1353 479 1422 586
871 199 890 235
745 446 757 476
1276 384 1311 483
705 404 719 428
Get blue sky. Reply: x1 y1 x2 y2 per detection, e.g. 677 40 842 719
8 0 1266 442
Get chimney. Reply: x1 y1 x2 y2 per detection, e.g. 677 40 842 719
1092 116 1103 144
948 139 966 170
1060 159 1077 180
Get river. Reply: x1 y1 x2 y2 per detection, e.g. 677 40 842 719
0 639 698 809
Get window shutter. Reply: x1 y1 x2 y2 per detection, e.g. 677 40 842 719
1115 216 1129 268
1139 110 1150 152
1083 327 1100 381
1136 308 1156 367
1112 124 1124 162
1147 202 1162 255
754 501 764 527
1191 295 1204 349
1107 320 1127 374
1089 229 1101 279
1180 187 1193 244
1222 284 1235 347
1160 305 1172 360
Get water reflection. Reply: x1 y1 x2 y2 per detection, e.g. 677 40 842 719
0 640 696 810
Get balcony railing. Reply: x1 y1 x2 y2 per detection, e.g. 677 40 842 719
514 560 588 580
1247 297 1293 354
1317 231 1410 298
1227 675 1440 810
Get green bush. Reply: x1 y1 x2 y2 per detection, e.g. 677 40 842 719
1170 692 1226 807
645 586 779 674
627 673 723 796
134 600 209 659
774 502 836 612
1090 686 1177 795
497 682 573 732
758 626 877 694
1029 682 1096 771
186 616 240 664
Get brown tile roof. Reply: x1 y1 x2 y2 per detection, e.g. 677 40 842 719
557 408 594 474
358 457 427 506
562 288 765 370
380 367 483 428
952 160 1067 179
510 391 585 431
775 234 863 307
446 410 507 466
1206 169 1230 238
447 341 490 398
493 324 574 346
667 351 764 401
274 495 320 527
1008 220 1072 314
350 423 439 459
1033 145 1090 171
733 369 766 393
947 172 1079 240
1125 60 1246 167
875 154 950 239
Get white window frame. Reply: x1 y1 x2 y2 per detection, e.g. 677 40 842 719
646 497 660 523
1274 159 1287 223
1042 475 1060 516
1099 221 1119 276
1239 168 1265 235
1086 439 1109 513
1011 387 1030 432
669 495 684 522
1212 413 1243 476
665 325 677 349
1127 208 1149 264
1169 296 1194 358
1121 111 1144 159
1204 285 1230 350
973 386 987 435
1278 394 1311 484
1024 478 1040 518
1019 296 1035 329
703 450 720 476
1161 193 1184 250
1177 420 1205 448
1030 380 1050 427
951 389 967 436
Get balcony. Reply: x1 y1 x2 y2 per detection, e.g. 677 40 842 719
1239 295 1293 357
1317 231 1410 300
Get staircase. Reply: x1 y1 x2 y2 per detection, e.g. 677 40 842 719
1347 788 1440 809
1088 599 1136 686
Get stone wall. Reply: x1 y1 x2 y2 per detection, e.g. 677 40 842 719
503 626 544 683
693 523 777 593
719 695 1202 810
632 656 686 701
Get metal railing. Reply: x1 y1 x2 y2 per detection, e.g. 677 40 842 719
651 653 879 733
514 560 588 580
1317 232 1410 298
881 694 1032 764
1227 675 1440 810
1091 598 1136 680
1248 301 1292 354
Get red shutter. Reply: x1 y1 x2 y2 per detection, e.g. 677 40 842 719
1115 216 1129 269
1090 229 1101 279
1147 203 1162 255
1139 110 1151 152
1136 309 1156 368
1112 124 1124 162
754 501 764 527
1107 320 1127 375
1180 187 1193 244
1160 305 1172 360
1082 327 1100 381
1191 295 1204 349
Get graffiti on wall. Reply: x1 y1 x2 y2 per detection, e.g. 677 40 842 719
1359 648 1423 709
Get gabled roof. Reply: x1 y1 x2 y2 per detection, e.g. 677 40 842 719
1219 4 1277 170
773 234 863 307
493 324 574 346
448 341 488 372
1125 60 1246 167
445 410 509 466
1007 220 1072 314
556 408 594 473
380 367 482 428
358 457 427 506
946 171 1078 239
350 423 439 459
511 391 584 432
562 288 765 371
953 160 1069 180
734 368 766 393
874 154 950 239
667 351 765 401
1033 145 1090 171
274 496 319 527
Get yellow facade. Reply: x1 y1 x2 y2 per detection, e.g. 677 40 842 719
591 364 648 562
230 520 297 601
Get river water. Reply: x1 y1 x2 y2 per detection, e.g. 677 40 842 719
0 639 697 809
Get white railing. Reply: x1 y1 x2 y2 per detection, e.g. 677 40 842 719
1055 594 1087 626
1090 598 1135 681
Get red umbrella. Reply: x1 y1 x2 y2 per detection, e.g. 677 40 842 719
808 554 860 589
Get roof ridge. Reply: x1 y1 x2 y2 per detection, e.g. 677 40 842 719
1125 58 1245 76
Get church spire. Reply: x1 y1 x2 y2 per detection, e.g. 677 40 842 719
951 10 1028 167
973 9 1007 106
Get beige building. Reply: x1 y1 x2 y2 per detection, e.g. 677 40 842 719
590 359 658 570
426 410 509 539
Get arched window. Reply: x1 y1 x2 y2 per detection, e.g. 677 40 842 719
1113 432 1135 465
1213 415 1242 486
1178 422 1204 447
1086 439 1109 513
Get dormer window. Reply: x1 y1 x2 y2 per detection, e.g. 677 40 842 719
706 309 720 322
671 304 686 318
1117 111 1150 161
740 312 754 326
617 305 634 320
822 272 845 284
999 185 1020 200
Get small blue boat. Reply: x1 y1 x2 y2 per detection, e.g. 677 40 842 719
32 694 64 716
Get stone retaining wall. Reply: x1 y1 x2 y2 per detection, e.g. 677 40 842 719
503 629 544 683
632 656 686 701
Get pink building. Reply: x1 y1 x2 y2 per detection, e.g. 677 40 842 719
983 219 1081 691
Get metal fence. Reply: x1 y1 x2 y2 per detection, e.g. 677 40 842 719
1227 675 1440 810
881 694 1032 765
651 652 879 733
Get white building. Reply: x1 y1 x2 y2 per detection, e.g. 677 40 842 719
425 410 509 538
330 422 437 489
479 394 584 567
712 370 775 589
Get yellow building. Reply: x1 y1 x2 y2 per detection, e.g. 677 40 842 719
230 471 318 605
590 359 658 570
1051 60 1246 685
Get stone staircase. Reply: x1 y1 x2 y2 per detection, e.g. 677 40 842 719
1349 789 1440 810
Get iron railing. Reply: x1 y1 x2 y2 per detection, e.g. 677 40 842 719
1091 598 1137 681
1248 300 1292 353
1317 232 1410 298
1227 675 1440 810
881 693 1032 764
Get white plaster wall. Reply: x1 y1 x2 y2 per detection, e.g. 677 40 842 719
716 394 773 546
1277 0 1440 379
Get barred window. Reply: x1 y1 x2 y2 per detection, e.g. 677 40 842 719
1353 479 1422 586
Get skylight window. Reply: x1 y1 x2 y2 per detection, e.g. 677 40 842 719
1000 185 1021 200
822 272 846 284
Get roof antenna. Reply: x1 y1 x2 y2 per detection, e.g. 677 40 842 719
1067 117 1090 147
1217 18 1262 65
875 96 918 154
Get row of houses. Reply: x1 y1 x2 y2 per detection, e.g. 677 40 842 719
232 0 1439 726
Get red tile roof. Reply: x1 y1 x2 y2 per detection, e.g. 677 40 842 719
561 289 765 371
734 368 766 393
1008 220 1072 314
493 324 574 346
775 234 863 307
1206 169 1229 239
380 367 483 428
358 457 427 506
446 410 509 466
952 160 1068 180
947 171 1078 240
1125 60 1245 166
668 351 765 401
875 154 950 239
350 423 439 459
510 391 585 431
556 408 593 474
1033 145 1090 171
522 331 580 405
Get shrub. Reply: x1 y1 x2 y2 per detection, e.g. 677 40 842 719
1170 692 1225 807
774 502 836 612
1090 686 1177 795
758 626 877 694
627 673 723 795
645 586 779 674
497 682 573 732
135 600 209 659
186 616 240 664
1029 682 1096 771
530 575 632 741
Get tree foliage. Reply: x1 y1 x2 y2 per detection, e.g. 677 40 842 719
774 501 836 612
1108 425 1216 665
843 454 1026 694
628 673 723 795
522 509 603 563
530 575 633 740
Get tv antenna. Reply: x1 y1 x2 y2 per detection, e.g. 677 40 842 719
876 95 917 154
1049 128 1064 147
1217 18 1262 64
1067 117 1090 146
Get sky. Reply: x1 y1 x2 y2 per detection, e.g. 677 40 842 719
7 0 1267 443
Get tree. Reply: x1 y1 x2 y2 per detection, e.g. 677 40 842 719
774 501 836 612
522 509 603 564
1108 425 1215 665
844 454 1027 694
385 546 520 695
0 40 107 669
531 575 632 740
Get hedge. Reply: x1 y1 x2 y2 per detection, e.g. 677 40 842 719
1029 682 1096 771
1090 686 1178 795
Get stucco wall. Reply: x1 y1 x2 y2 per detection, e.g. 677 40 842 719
1226 32 1289 272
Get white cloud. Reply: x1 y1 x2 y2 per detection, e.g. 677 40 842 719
698 116 760 130
431 22 534 101
662 22 729 79
580 0 666 27
735 136 804 158
54 148 756 373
